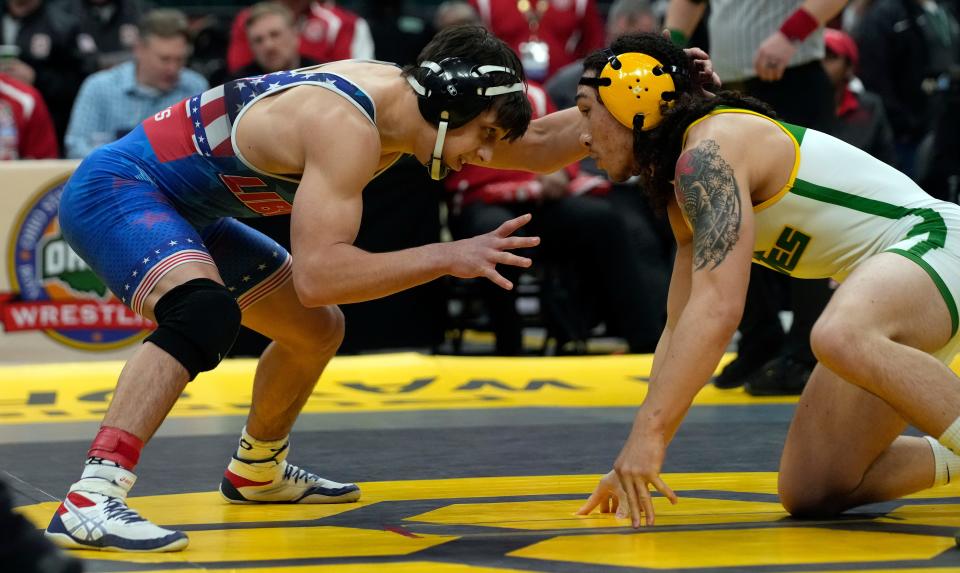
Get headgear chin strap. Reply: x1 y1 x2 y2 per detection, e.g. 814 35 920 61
407 58 524 180
579 49 682 131
429 111 452 180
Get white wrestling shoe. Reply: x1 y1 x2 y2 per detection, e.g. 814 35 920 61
219 442 360 504
45 465 188 552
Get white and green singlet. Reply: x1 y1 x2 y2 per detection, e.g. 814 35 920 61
684 108 960 361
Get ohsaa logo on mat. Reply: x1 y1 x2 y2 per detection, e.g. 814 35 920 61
3 177 154 350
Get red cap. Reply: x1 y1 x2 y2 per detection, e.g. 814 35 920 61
824 28 859 69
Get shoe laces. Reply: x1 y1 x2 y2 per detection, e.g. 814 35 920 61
283 463 321 485
102 497 146 524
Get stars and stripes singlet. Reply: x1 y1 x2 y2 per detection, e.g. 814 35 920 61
137 66 379 224
58 64 387 315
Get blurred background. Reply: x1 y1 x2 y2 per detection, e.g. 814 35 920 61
2 0 959 389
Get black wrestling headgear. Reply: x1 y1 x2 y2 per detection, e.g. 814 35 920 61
407 57 524 179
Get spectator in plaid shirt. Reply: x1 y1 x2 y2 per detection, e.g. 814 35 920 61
64 9 207 159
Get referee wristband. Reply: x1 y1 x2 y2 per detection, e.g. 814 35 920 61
668 28 689 47
779 7 819 42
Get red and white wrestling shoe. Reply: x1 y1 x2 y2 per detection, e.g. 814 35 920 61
219 442 360 504
45 465 188 552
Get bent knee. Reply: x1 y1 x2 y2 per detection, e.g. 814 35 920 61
320 305 346 348
810 315 865 373
146 278 241 380
780 495 837 518
276 304 344 352
780 492 846 519
779 470 858 518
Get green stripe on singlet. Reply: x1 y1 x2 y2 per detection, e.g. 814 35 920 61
791 179 947 254
712 106 808 145
888 249 959 336
777 120 806 146
791 178 957 335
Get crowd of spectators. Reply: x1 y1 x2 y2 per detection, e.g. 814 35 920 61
2 0 959 368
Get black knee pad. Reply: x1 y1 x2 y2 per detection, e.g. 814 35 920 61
145 278 241 380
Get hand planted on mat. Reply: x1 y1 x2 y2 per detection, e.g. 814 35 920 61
447 213 540 290
577 470 630 519
611 429 678 527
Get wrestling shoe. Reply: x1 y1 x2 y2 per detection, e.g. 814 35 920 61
219 442 360 504
743 355 813 396
44 465 187 552
714 331 784 389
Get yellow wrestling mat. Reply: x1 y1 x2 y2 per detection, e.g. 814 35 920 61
8 353 960 571
17 473 960 572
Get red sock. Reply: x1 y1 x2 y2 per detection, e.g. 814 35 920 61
86 426 144 471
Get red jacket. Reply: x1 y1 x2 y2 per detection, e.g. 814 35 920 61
470 0 604 80
0 73 59 159
227 2 373 74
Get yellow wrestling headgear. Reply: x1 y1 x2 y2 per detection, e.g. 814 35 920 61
579 50 680 131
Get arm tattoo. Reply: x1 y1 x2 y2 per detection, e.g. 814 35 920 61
674 140 742 270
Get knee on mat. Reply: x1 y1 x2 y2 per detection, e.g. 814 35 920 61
779 472 856 518
779 486 846 518
145 278 242 380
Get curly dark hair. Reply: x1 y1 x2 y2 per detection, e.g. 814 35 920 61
582 33 774 209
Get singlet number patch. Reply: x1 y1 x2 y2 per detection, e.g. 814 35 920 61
218 174 292 216
753 226 810 274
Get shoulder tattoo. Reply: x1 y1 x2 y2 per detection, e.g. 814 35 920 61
674 140 742 270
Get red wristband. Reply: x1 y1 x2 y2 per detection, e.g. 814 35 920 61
779 7 819 42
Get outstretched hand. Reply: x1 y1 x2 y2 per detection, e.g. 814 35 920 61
448 213 540 290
